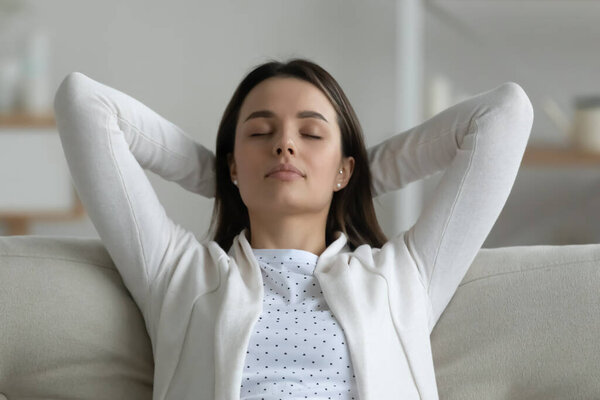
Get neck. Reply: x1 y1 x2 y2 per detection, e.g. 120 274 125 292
248 210 328 256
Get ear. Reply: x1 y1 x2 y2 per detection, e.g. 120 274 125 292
227 153 236 181
336 156 355 191
345 156 355 178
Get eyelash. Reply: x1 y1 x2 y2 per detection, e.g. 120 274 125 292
250 133 322 139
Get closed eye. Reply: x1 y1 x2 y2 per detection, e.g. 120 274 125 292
250 133 321 139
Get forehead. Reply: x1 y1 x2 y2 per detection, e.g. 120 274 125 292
239 77 336 122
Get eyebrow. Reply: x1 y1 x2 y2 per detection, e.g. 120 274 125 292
243 110 329 124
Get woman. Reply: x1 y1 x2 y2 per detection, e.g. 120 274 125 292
53 58 533 400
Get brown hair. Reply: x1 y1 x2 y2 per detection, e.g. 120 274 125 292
206 57 387 252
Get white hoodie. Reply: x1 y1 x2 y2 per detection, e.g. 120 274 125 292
53 72 533 399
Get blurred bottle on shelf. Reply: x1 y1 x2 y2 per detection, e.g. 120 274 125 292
425 73 472 120
0 1 51 117
425 73 452 119
0 55 19 114
16 28 52 115
0 8 24 115
543 95 600 153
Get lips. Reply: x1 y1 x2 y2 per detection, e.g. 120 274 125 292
265 163 305 177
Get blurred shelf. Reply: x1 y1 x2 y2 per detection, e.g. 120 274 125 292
0 119 83 236
0 189 86 236
0 112 55 128
522 145 600 166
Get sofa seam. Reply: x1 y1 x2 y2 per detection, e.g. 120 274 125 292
0 253 116 271
459 256 600 287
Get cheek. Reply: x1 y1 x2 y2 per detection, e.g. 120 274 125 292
307 147 341 184
234 147 262 180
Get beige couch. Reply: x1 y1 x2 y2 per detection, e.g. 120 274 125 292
1 234 598 399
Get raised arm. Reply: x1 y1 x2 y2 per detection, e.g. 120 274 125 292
367 94 485 196
53 72 214 336
375 82 534 332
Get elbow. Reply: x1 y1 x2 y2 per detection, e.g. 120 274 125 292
53 72 104 137
53 72 94 120
496 81 535 128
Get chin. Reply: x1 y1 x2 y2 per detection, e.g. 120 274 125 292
261 199 304 213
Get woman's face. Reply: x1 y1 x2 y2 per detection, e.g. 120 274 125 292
229 77 354 218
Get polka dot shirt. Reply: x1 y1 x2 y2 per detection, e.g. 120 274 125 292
240 248 359 399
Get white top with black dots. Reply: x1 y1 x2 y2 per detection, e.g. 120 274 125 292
240 248 358 400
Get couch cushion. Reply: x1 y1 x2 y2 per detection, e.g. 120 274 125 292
0 235 153 399
431 243 600 399
2 235 599 399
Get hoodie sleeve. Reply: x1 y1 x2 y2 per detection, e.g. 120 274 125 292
373 82 534 332
53 72 215 327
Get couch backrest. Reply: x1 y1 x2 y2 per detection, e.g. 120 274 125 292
1 235 599 399
0 235 154 399
430 242 600 399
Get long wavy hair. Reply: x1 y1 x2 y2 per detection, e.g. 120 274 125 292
207 58 387 252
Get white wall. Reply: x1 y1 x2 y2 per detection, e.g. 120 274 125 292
423 2 600 247
11 0 407 241
12 0 587 247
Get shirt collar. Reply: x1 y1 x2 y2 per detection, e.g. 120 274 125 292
227 228 349 262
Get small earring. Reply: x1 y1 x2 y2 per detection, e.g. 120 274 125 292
233 179 238 186
336 183 341 188
339 170 343 174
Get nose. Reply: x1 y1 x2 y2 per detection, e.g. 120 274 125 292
273 134 296 156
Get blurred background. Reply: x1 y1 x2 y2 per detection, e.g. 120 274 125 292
1 0 599 248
